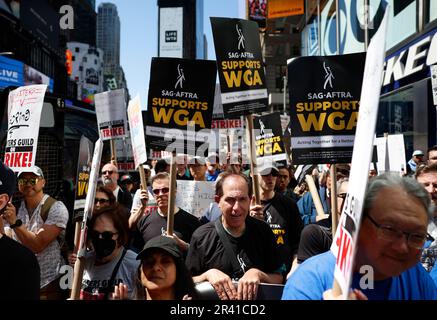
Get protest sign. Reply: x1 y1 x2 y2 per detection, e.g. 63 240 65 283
330 7 389 298
115 137 135 172
94 88 127 140
127 95 148 169
288 53 365 164
175 180 215 218
211 17 267 117
146 57 216 156
253 112 287 165
4 84 47 171
73 135 93 220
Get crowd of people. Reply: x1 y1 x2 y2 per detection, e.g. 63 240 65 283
1 146 437 300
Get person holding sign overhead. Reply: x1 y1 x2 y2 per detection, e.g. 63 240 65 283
134 173 200 254
282 173 437 300
2 166 69 299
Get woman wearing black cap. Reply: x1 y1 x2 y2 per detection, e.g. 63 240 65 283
113 235 197 300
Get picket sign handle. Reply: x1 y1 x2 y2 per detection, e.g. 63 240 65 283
330 164 339 236
167 153 177 236
139 164 147 190
305 174 325 218
246 114 260 205
110 139 117 165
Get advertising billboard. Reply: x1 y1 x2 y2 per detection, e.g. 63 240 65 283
159 7 183 58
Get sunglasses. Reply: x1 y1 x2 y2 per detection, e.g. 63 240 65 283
102 170 115 175
95 198 110 204
152 187 170 196
90 230 118 241
18 178 39 186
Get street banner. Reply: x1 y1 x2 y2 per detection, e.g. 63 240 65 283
146 57 216 156
73 135 93 221
267 0 304 19
253 112 287 165
127 95 148 169
330 7 389 299
94 88 127 140
211 17 268 117
175 180 215 218
115 137 135 172
288 52 366 164
4 84 47 171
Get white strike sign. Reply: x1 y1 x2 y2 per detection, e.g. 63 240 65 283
4 84 47 172
94 89 127 140
330 7 389 298
127 95 148 169
176 181 215 218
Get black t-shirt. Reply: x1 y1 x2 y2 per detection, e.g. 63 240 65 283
261 192 303 272
297 223 332 264
0 235 40 300
136 208 200 248
186 216 283 280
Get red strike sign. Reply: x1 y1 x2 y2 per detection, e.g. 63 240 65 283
335 225 354 277
4 152 33 168
101 126 125 138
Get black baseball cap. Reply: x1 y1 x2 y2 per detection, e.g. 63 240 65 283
0 161 16 198
136 235 182 260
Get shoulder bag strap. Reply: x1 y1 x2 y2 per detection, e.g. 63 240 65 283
214 219 244 279
104 248 128 300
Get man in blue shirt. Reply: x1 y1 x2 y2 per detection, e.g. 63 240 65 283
282 173 437 300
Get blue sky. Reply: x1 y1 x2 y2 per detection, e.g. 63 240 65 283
96 0 245 109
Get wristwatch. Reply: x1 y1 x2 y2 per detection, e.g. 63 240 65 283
10 219 22 229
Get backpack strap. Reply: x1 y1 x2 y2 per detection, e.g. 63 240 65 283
214 219 245 280
40 195 57 222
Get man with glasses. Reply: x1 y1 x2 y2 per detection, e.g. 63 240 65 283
249 161 303 276
2 166 69 299
282 173 437 300
101 162 132 212
133 172 200 253
406 149 425 176
415 163 437 272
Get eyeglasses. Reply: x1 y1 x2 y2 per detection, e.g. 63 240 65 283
95 198 110 205
152 187 170 196
102 170 115 175
365 214 430 249
89 230 118 241
18 178 39 186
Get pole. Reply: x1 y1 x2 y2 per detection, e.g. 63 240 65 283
330 165 338 236
167 152 177 236
283 76 287 115
246 114 260 204
139 164 147 189
110 139 117 165
305 174 325 219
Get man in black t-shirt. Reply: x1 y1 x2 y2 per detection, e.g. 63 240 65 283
186 172 284 300
134 172 200 253
249 162 303 275
0 161 40 300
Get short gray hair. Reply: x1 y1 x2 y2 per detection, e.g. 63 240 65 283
363 173 433 221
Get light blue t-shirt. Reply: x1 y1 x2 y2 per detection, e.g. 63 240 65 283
282 251 437 300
